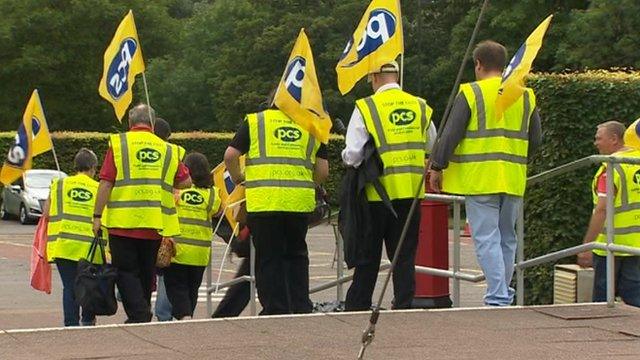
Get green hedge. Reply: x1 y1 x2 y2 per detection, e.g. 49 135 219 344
0 131 347 206
3 70 640 305
524 71 640 304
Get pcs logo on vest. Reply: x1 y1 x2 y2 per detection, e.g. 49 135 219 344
633 170 640 186
106 38 138 100
341 9 396 65
68 188 93 202
181 190 204 205
284 56 306 102
274 127 302 142
136 148 161 163
389 109 416 126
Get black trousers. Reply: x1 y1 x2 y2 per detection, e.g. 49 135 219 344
345 199 420 311
212 257 250 318
247 213 312 315
109 235 160 323
163 263 205 319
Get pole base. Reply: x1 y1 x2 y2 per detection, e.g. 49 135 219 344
411 296 452 309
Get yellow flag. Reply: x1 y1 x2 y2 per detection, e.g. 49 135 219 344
274 28 332 144
495 15 553 119
29 90 53 157
624 118 640 150
336 0 404 95
0 92 42 185
98 10 146 121
211 157 246 236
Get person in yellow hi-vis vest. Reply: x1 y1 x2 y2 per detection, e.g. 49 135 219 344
341 61 436 311
163 152 221 320
578 121 640 307
429 41 542 306
92 104 192 323
43 148 100 326
224 93 329 315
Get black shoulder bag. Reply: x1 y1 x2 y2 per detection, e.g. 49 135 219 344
74 233 118 316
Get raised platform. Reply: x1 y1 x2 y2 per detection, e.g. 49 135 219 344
3 303 640 359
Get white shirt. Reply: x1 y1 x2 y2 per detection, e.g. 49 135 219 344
341 83 437 167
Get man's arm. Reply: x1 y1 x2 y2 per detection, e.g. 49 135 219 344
224 146 244 184
92 180 114 236
577 197 606 268
528 109 542 156
314 158 329 185
341 107 368 167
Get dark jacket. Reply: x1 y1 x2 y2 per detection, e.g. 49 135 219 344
339 136 396 268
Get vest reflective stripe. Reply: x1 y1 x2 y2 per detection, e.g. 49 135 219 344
105 132 180 236
46 175 101 263
442 77 535 196
592 150 640 256
357 88 432 201
172 186 220 266
245 109 318 213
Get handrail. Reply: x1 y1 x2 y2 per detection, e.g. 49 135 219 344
528 155 640 186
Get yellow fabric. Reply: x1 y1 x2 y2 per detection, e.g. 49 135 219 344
245 109 318 213
47 174 102 263
212 157 246 236
98 10 146 121
591 149 640 256
0 90 52 185
336 0 404 95
274 28 331 144
357 88 432 201
173 186 221 266
104 131 180 236
442 77 535 196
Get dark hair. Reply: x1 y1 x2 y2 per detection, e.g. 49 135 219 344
154 118 171 141
473 40 507 72
74 148 98 172
184 152 212 188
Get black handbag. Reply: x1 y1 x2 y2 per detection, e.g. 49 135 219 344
74 233 118 316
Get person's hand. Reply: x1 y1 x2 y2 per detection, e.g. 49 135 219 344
428 169 442 193
92 217 102 238
577 251 593 268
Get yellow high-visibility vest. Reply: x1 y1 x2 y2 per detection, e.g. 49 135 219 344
172 186 221 266
104 131 180 236
442 77 536 196
47 174 103 263
357 88 433 201
592 148 640 256
245 109 319 213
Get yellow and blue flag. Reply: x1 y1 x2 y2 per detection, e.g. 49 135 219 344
212 157 246 236
336 0 404 95
98 10 146 121
495 15 553 119
274 28 332 144
0 90 52 185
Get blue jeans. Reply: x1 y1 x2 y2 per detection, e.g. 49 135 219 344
465 194 522 306
55 259 96 326
155 275 173 321
593 255 640 307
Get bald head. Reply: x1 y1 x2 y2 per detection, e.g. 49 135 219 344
128 104 156 128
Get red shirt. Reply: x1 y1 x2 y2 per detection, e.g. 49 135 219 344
99 125 190 240
596 170 617 198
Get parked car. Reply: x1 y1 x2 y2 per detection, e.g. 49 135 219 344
1 169 67 224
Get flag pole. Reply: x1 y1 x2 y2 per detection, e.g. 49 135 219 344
399 0 404 89
141 72 155 129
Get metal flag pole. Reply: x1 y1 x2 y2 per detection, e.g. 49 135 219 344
356 1 490 358
141 72 155 129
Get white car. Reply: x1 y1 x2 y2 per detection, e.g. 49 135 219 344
1 169 67 224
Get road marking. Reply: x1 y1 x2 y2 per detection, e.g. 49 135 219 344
0 240 30 248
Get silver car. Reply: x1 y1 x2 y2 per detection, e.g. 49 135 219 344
1 169 67 224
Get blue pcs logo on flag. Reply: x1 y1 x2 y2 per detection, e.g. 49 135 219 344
283 56 306 102
6 121 31 167
502 44 526 82
31 117 41 139
223 170 235 195
342 9 397 66
106 38 138 100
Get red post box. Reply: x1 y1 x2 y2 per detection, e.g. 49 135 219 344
412 190 452 308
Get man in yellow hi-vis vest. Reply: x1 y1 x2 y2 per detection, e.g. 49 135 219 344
43 148 100 326
224 95 329 315
578 121 640 307
92 104 192 323
341 61 436 311
429 41 542 306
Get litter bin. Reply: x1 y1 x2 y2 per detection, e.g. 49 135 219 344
412 193 452 308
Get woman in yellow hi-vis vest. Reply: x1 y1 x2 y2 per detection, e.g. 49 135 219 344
43 148 101 326
163 153 221 320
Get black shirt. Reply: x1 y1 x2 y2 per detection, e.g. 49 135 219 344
229 121 328 159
